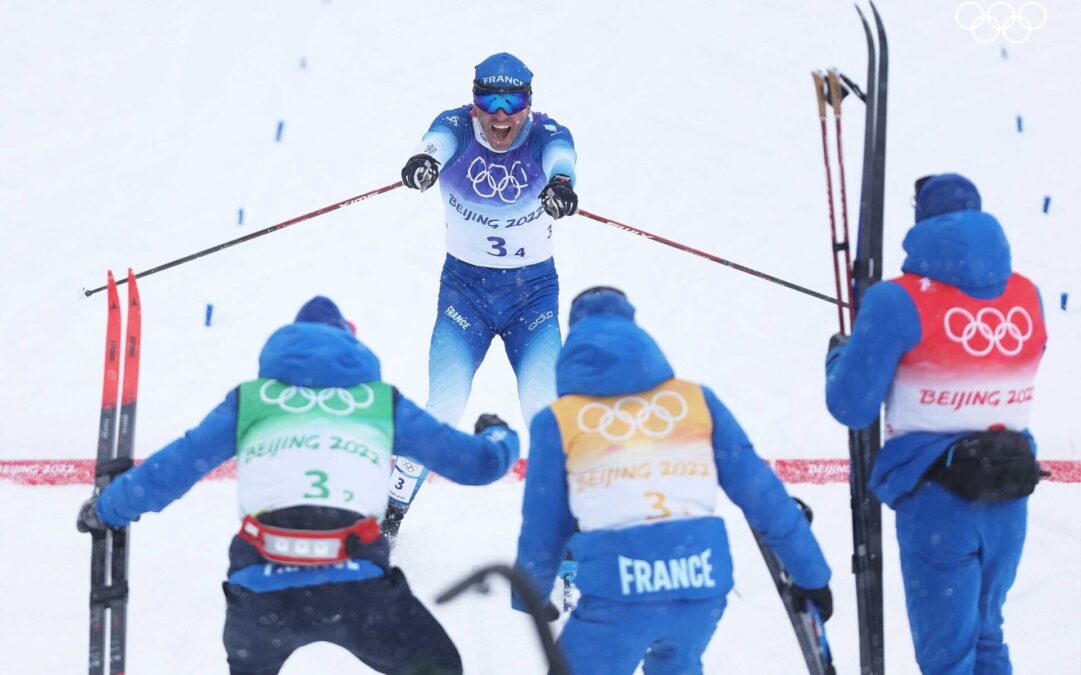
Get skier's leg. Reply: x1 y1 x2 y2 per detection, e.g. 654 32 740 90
222 583 298 675
640 598 726 675
895 483 982 675
556 596 653 675
384 274 494 537
501 272 560 427
974 496 1028 675
325 570 462 675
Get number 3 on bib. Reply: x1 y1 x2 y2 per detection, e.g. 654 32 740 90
645 491 671 519
304 469 330 499
486 237 525 258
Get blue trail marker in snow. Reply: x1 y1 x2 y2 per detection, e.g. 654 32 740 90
1001 46 1008 60
275 120 284 142
1063 293 1069 311
238 208 245 225
1042 196 1051 214
1016 115 1023 133
205 303 214 327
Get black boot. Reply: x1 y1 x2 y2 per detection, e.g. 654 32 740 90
381 502 409 539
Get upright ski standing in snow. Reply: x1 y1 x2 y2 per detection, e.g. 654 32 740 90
88 269 141 675
817 3 889 673
849 5 888 674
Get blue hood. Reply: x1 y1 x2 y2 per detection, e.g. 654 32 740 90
258 322 381 388
900 209 1012 296
556 315 674 397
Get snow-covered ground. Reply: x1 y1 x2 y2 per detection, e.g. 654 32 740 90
2 1 1078 672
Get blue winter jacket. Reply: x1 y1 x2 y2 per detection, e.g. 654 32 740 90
97 322 519 590
825 209 1042 507
515 314 831 607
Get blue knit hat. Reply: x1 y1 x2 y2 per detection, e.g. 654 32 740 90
568 287 635 326
474 53 533 90
295 296 351 332
915 173 982 222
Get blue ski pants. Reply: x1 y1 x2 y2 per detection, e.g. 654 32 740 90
556 595 727 675
222 569 461 675
389 254 561 508
894 481 1028 675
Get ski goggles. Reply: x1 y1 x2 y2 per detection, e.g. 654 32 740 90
473 86 531 115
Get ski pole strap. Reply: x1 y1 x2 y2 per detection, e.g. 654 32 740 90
238 514 380 566
94 457 134 480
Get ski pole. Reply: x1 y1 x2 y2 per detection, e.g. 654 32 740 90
83 181 403 297
812 70 848 333
577 209 848 309
827 69 856 331
437 564 569 675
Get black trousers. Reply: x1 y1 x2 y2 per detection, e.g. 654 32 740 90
223 568 462 675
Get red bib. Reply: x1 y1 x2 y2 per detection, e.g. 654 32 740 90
884 273 1046 438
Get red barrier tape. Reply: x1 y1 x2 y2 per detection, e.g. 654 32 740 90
2 458 1079 487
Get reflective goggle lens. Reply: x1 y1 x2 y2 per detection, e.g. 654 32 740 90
473 89 531 115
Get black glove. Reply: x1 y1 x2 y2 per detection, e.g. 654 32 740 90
401 154 440 192
792 584 833 622
540 601 561 622
539 175 578 219
826 332 849 369
76 495 110 535
475 413 509 434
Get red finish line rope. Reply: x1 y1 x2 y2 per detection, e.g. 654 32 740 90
2 458 1079 487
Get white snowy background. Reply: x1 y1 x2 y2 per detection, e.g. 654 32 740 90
1 0 1078 672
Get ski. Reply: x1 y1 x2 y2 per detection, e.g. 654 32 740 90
849 3 888 674
88 269 141 675
751 498 835 675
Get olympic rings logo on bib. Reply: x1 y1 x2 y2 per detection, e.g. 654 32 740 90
467 157 529 204
577 391 688 441
259 380 375 415
944 306 1033 357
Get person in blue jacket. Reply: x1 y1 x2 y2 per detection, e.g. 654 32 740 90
76 296 520 675
514 287 832 674
386 52 579 537
825 174 1047 674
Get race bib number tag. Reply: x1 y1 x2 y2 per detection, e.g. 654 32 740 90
388 457 425 502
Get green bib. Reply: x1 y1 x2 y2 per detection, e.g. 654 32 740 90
234 378 395 516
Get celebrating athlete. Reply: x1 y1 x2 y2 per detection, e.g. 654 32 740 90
386 52 579 536
76 296 520 675
825 174 1048 674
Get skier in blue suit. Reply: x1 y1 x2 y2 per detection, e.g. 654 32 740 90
386 52 579 536
825 174 1048 674
76 296 520 675
515 287 832 674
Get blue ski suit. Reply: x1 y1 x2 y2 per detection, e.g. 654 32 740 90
516 290 830 675
388 104 577 511
95 300 520 674
825 199 1046 674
